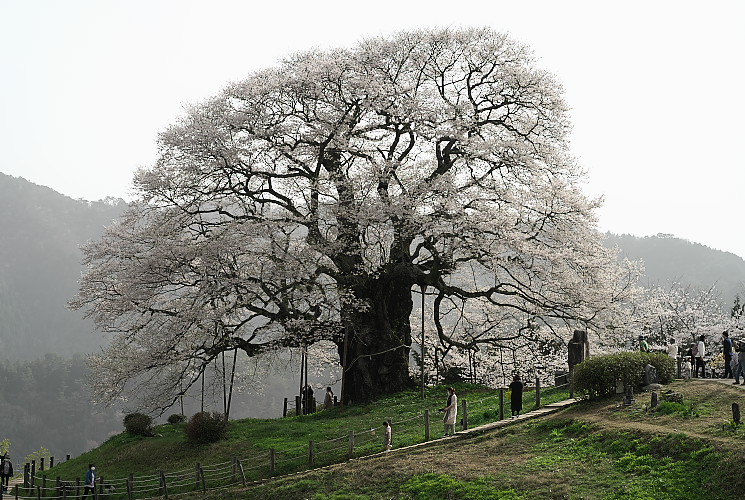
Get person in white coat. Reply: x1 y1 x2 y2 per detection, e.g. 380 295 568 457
441 387 458 436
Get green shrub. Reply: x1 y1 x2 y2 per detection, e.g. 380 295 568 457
573 352 675 399
167 413 186 424
123 413 153 436
186 412 228 444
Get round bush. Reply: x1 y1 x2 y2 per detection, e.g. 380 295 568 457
185 412 228 444
573 352 675 399
123 412 153 436
167 413 186 424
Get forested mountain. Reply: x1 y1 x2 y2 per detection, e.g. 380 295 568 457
604 233 745 306
0 172 127 359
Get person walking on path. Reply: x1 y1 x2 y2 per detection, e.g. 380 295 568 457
1 454 12 490
694 335 706 378
722 331 733 378
736 342 745 385
509 374 524 417
81 464 96 500
441 387 458 436
383 421 392 452
732 343 741 384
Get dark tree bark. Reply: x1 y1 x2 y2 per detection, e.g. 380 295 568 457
339 267 416 404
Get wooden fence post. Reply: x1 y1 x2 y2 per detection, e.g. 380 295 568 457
309 440 314 467
733 402 741 424
283 397 288 417
128 473 134 500
269 449 276 474
462 400 468 430
195 463 201 489
536 378 541 408
295 396 301 416
31 460 36 487
36 485 40 500
40 458 45 472
126 477 133 500
424 409 430 441
231 457 237 483
569 375 574 399
159 471 168 500
348 431 355 458
200 465 206 492
75 477 80 497
42 474 46 496
50 457 54 469
237 460 246 486
499 389 505 420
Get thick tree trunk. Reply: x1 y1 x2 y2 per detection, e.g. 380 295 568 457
339 271 415 404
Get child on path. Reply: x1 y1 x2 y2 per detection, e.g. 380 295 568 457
383 421 392 452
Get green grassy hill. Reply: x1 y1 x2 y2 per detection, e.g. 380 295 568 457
17 381 745 499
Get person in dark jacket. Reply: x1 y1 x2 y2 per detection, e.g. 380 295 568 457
509 374 524 417
82 464 96 500
1 454 13 490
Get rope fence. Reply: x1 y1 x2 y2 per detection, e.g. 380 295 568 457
14 380 572 500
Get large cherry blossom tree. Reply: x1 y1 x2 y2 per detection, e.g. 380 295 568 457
73 28 637 408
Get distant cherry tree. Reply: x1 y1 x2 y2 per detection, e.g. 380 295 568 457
73 28 638 408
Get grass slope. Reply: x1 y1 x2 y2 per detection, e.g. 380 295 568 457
26 381 745 499
30 383 566 495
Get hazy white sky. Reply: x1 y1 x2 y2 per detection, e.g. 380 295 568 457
1 0 743 258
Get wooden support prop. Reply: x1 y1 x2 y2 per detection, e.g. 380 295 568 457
462 400 468 430
535 378 541 408
499 389 505 420
424 409 430 441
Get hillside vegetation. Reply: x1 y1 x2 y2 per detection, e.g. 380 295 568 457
23 381 745 499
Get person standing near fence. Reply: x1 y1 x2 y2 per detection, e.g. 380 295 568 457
324 387 334 409
383 421 392 452
722 331 733 379
81 464 96 500
441 387 458 436
695 335 706 378
509 374 524 417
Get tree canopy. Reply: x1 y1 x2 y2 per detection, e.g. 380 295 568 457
73 28 637 409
